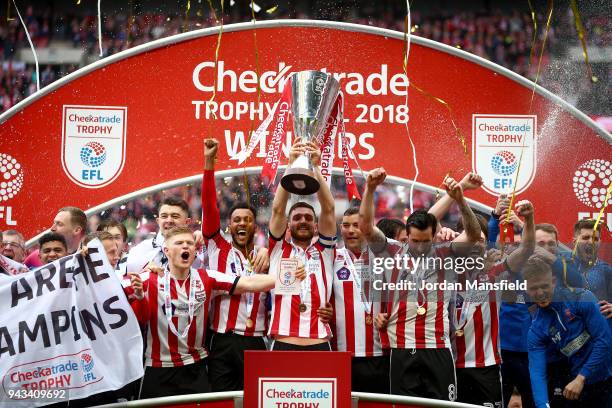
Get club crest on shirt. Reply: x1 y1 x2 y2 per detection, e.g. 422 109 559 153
195 289 206 302
193 279 207 302
549 325 561 344
564 308 575 321
308 249 320 260
336 267 350 280
477 273 489 283
161 303 176 316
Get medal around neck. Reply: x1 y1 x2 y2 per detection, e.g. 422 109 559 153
281 70 340 195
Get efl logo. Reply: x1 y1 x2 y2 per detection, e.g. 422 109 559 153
572 159 611 209
0 153 23 226
62 105 127 188
80 352 98 382
472 114 537 196
574 159 612 232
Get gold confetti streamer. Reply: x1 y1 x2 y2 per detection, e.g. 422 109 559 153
402 7 419 214
529 0 553 112
584 182 612 264
569 0 597 82
237 0 262 202
594 182 612 230
97 0 103 57
266 5 278 14
126 0 134 47
243 171 251 204
505 136 527 225
526 0 538 67
244 0 263 149
206 0 224 122
207 0 219 22
592 183 611 236
12 0 38 89
6 0 14 21
409 80 467 155
184 0 191 33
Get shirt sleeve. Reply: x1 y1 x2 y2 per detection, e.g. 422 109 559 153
317 232 337 249
488 213 500 248
576 291 612 380
552 255 586 289
486 260 511 282
128 273 151 324
207 269 240 296
604 263 612 303
528 322 551 408
202 169 221 238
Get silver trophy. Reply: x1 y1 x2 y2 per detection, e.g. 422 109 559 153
281 70 340 195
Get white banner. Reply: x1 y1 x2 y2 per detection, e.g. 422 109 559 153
0 239 144 407
0 254 28 275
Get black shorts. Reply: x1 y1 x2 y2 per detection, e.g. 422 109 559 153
579 376 612 408
139 359 209 399
456 365 502 406
207 331 267 392
547 359 574 407
271 340 332 351
390 348 456 401
352 355 390 394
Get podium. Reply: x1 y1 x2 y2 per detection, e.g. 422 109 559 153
244 351 352 408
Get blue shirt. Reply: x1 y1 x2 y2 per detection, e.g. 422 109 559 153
489 214 532 352
552 250 587 289
528 287 612 408
500 296 531 352
556 255 612 301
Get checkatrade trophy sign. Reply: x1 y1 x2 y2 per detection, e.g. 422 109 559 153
281 71 341 195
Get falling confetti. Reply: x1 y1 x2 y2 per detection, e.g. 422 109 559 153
569 0 597 82
12 0 39 90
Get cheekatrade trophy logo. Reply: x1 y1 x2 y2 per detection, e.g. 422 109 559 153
472 114 537 196
61 105 127 189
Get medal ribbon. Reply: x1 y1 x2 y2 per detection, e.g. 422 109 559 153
291 245 312 307
344 249 372 315
230 247 256 316
163 267 203 338
453 291 474 334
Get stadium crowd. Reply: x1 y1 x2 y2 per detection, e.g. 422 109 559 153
0 2 609 114
1 137 610 408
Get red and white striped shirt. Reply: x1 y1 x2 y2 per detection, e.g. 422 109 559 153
201 169 267 336
376 240 454 350
452 262 507 368
130 268 237 367
206 234 268 336
331 248 385 357
267 234 336 339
